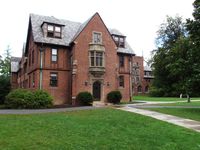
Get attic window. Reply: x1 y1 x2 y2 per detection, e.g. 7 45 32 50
47 24 61 38
93 32 102 44
113 35 125 48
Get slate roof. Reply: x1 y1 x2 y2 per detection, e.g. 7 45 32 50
31 14 81 46
30 13 135 55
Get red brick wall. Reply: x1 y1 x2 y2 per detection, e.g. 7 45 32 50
37 46 71 105
118 54 132 101
72 13 119 102
11 72 18 89
132 56 144 95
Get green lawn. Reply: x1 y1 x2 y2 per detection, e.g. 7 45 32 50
133 95 200 101
0 108 200 150
147 108 200 122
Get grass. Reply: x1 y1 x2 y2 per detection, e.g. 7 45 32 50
0 108 200 150
133 95 200 101
147 108 200 122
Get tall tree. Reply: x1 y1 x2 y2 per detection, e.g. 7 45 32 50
0 46 11 103
151 16 190 97
0 45 11 77
186 0 200 96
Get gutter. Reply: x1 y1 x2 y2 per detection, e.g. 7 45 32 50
39 46 44 90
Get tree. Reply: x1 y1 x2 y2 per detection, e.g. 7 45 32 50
0 46 11 103
151 16 190 97
186 0 200 97
0 45 11 77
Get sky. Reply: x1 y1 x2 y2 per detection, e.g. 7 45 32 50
0 0 194 61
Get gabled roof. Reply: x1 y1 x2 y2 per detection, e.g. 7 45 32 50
29 13 135 55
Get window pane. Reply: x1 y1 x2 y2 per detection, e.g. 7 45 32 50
91 57 94 66
90 52 94 56
50 73 58 87
120 37 124 42
54 32 61 38
52 49 57 55
96 52 103 66
55 26 61 32
119 55 124 67
119 76 124 87
47 32 54 37
52 55 57 62
93 32 101 43
48 25 53 31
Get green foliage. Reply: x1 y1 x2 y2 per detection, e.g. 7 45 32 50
151 15 195 97
0 45 11 77
76 91 93 106
5 89 53 109
0 76 10 104
186 0 200 96
0 46 11 103
107 91 122 104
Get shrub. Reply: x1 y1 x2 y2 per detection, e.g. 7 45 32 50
0 76 11 104
33 90 53 108
76 92 93 106
5 89 53 109
107 91 122 104
149 87 165 97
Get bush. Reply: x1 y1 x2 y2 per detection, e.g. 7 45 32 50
5 89 53 109
0 76 11 104
76 92 93 106
149 87 165 97
107 91 122 104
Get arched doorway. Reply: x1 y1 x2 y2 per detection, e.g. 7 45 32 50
93 81 101 100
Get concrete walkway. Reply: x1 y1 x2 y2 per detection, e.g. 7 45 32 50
131 105 200 109
118 106 200 133
0 106 97 114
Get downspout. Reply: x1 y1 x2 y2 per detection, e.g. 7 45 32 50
39 45 44 90
129 56 133 102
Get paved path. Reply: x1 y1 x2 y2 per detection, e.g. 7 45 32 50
118 106 200 133
0 106 98 114
130 105 200 109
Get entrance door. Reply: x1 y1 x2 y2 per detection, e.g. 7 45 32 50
93 81 101 100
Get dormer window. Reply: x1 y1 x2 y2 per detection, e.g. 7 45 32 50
93 32 102 44
47 24 61 38
113 35 125 48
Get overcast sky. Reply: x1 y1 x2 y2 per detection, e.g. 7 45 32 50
0 0 194 60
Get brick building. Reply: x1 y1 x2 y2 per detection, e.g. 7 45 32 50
132 56 154 95
11 13 138 105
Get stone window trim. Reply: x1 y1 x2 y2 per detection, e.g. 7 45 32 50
89 51 105 67
50 72 58 87
47 24 62 38
92 31 102 44
51 48 58 63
